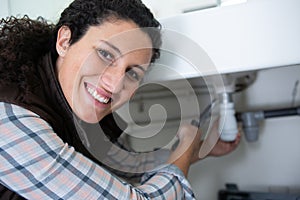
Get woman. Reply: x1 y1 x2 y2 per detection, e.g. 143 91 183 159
0 0 240 199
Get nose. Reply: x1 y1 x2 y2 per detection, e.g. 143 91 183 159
100 65 125 94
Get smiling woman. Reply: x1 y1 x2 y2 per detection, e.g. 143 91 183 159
55 22 153 123
0 0 240 199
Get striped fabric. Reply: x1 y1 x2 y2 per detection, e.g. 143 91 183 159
0 102 195 199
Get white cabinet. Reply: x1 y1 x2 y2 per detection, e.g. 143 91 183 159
145 0 300 82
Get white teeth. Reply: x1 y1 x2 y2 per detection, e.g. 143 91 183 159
87 86 110 104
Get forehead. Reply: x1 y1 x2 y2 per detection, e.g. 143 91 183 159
85 20 153 54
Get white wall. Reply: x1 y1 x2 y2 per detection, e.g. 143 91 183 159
0 0 9 18
0 0 73 22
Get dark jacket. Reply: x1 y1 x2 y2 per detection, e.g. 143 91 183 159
0 53 127 199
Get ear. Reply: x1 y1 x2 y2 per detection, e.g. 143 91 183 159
56 26 71 57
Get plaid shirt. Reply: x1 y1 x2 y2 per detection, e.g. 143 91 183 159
0 102 195 199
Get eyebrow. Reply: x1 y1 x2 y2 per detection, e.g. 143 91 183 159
102 40 122 56
132 64 146 72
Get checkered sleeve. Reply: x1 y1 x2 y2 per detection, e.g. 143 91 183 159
103 138 171 183
0 102 195 200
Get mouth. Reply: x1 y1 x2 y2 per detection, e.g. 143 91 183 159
84 82 112 104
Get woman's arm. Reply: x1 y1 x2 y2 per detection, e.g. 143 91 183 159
0 102 195 199
103 138 171 184
109 119 240 180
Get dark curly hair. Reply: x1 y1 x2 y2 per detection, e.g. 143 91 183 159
0 0 161 92
53 0 162 62
0 16 54 91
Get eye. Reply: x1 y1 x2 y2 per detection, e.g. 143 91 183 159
98 49 114 62
126 68 141 82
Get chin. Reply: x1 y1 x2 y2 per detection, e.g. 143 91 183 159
83 117 100 124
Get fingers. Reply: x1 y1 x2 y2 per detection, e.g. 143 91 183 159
223 132 241 152
204 130 242 158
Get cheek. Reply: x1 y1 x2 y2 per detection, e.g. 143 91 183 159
63 70 81 103
57 59 85 102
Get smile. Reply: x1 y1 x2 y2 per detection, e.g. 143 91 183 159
85 84 111 104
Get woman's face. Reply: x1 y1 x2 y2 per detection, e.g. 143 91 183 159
56 20 153 123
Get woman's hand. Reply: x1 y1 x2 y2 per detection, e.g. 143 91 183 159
167 121 241 176
192 120 241 163
207 133 241 157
